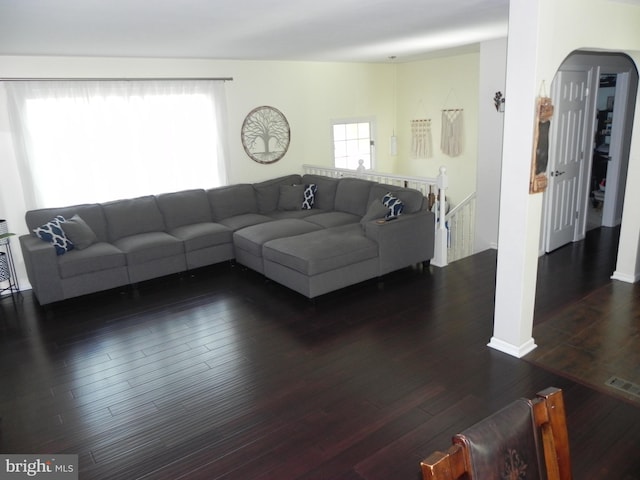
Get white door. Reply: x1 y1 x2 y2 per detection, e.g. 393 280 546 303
544 69 591 252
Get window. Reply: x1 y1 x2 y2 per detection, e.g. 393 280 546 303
5 80 228 208
332 118 375 170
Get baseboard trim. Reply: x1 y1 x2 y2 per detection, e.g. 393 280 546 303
611 271 640 283
488 337 537 358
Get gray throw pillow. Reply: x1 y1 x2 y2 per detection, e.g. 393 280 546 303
278 185 305 211
360 199 389 224
62 214 98 250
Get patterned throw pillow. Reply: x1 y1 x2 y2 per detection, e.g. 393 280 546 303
382 192 404 220
302 184 317 210
33 215 74 255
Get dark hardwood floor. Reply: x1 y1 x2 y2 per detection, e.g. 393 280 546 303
1 226 639 479
528 226 640 406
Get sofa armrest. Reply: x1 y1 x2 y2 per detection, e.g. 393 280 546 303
363 209 435 275
19 234 64 304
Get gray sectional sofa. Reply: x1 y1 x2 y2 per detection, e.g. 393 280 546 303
19 173 435 305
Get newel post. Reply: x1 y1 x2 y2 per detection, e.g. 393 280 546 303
431 166 448 267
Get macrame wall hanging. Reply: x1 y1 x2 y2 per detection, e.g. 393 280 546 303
440 88 464 157
441 109 464 157
410 118 433 159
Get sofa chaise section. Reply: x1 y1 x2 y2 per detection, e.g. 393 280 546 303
263 224 379 298
233 219 322 273
260 180 435 298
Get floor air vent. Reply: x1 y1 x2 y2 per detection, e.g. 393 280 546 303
605 376 640 398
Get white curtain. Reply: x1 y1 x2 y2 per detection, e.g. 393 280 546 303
5 80 229 208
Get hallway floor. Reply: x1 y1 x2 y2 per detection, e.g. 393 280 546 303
527 280 640 407
526 225 640 406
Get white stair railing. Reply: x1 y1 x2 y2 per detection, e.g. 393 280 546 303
431 166 449 267
302 164 437 197
444 191 477 264
301 164 476 266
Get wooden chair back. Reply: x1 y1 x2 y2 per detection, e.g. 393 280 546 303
420 387 572 480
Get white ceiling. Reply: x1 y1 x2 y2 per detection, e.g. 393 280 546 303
0 0 509 63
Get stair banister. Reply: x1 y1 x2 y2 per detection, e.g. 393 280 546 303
431 166 449 267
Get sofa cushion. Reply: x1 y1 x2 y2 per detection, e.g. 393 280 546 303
157 189 212 229
207 184 258 221
217 213 273 231
278 185 305 211
368 184 424 214
33 216 74 255
168 222 233 252
62 214 98 250
263 225 378 276
334 178 376 216
301 174 339 210
267 209 325 220
103 196 165 242
303 211 361 229
113 232 184 264
233 219 322 258
253 174 303 213
58 242 126 279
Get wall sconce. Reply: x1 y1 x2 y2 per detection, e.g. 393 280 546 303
494 91 505 112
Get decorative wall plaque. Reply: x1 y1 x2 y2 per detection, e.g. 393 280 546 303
530 96 554 194
241 106 290 164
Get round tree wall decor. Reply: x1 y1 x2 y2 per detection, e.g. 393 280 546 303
241 106 291 164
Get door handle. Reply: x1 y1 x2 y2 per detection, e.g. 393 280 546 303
551 170 566 177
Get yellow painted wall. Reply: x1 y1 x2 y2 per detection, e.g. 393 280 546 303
396 53 480 202
223 60 397 183
537 0 640 81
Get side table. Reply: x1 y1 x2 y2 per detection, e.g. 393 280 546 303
0 231 19 297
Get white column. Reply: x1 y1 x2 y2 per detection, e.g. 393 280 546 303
488 0 542 358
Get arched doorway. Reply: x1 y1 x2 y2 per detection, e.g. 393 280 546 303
542 51 638 254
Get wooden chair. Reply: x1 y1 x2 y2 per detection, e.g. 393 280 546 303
421 387 572 480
